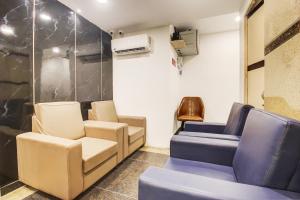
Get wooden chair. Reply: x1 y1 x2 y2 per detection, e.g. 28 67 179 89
177 97 204 128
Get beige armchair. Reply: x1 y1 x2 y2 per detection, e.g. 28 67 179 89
88 101 146 158
17 102 123 200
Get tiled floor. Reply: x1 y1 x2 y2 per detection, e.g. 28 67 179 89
3 150 169 200
139 146 170 155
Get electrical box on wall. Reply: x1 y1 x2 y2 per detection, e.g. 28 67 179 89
171 29 198 57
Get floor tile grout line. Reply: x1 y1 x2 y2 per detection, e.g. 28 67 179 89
128 157 164 166
93 185 137 199
91 156 167 199
89 154 165 199
6 151 166 199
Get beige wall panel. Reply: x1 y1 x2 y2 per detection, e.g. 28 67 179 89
248 5 264 65
264 0 300 45
248 68 265 108
265 34 300 120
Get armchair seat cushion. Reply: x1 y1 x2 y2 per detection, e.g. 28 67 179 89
84 120 127 130
179 131 240 141
165 158 236 182
78 137 118 173
128 126 144 144
177 115 203 122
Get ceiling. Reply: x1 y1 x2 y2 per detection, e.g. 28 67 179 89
59 0 245 33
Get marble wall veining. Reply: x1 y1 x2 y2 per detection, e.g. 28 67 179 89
76 14 102 102
264 0 300 120
34 0 76 103
101 31 113 101
264 0 300 45
0 0 113 190
75 14 113 120
0 0 33 188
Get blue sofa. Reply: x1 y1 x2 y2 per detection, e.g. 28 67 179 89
139 109 300 200
179 103 253 141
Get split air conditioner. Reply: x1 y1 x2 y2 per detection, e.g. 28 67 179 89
111 34 151 56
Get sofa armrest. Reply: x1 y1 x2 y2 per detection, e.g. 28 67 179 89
184 122 226 134
139 167 300 200
17 132 83 200
118 115 146 128
84 120 126 162
170 135 238 166
179 131 240 141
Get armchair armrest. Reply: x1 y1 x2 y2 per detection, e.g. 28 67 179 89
184 122 226 134
139 167 300 200
118 116 146 151
17 132 83 200
118 115 146 128
170 135 238 166
32 115 42 133
84 120 126 162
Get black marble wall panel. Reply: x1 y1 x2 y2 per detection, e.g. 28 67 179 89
0 0 33 188
75 15 113 119
0 0 113 190
101 31 113 100
76 14 102 102
34 0 76 103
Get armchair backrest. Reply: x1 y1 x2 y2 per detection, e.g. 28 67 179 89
91 101 118 122
233 109 300 192
223 103 253 136
34 102 85 140
177 97 204 119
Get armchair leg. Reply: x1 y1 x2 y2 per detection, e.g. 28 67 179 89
180 121 184 130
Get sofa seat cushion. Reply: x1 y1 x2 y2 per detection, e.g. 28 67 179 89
84 120 127 130
128 126 144 144
177 115 203 122
78 137 118 173
179 131 240 141
164 158 237 182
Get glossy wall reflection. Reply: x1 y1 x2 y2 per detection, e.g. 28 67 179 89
0 0 112 190
0 0 33 189
101 30 113 101
35 0 76 102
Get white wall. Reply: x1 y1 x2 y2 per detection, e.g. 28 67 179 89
113 13 242 148
179 13 241 122
113 26 180 148
180 31 241 123
188 12 240 34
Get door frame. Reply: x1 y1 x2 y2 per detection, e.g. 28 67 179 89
243 0 264 103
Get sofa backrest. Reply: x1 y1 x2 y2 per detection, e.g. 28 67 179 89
34 102 85 140
91 101 118 123
223 103 253 136
233 109 300 192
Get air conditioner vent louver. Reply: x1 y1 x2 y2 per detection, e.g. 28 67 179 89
112 34 151 56
115 47 146 54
